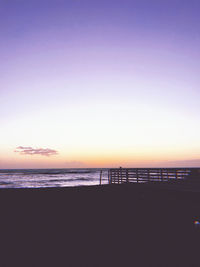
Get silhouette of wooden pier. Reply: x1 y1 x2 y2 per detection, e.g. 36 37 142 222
108 168 200 185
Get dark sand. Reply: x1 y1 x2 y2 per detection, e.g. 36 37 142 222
1 183 200 267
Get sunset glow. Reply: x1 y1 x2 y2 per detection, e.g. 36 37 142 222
0 0 200 168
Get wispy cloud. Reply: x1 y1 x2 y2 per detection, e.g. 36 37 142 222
15 146 58 157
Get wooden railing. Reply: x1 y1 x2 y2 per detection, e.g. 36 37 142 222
108 168 200 184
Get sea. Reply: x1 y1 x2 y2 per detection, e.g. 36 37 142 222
0 168 109 188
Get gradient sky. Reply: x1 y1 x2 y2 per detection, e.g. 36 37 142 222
0 0 200 168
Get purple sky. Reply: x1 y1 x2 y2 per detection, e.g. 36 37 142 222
0 0 200 168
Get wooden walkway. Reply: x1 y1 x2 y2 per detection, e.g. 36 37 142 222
108 168 200 184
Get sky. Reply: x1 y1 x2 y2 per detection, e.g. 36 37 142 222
0 0 200 168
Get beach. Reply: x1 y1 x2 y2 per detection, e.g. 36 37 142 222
1 183 200 267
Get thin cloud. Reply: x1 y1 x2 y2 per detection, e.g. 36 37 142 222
15 146 58 157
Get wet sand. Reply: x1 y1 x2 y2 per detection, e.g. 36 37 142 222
1 183 200 267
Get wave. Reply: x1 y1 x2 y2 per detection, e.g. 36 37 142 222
0 181 14 185
0 168 107 188
49 178 93 182
0 169 101 175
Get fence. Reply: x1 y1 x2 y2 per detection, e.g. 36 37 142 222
108 168 200 184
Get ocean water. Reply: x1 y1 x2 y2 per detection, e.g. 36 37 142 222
0 168 109 188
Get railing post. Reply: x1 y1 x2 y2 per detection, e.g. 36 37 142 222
126 169 129 183
136 169 139 183
161 169 163 181
99 170 102 185
120 167 122 184
176 169 178 180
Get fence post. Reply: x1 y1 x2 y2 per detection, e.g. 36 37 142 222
100 170 102 185
136 169 139 183
176 169 178 180
161 169 163 181
126 169 129 183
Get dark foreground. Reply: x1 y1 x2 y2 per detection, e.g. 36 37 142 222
1 183 200 267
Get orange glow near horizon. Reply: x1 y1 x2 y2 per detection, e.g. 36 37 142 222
1 148 200 169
